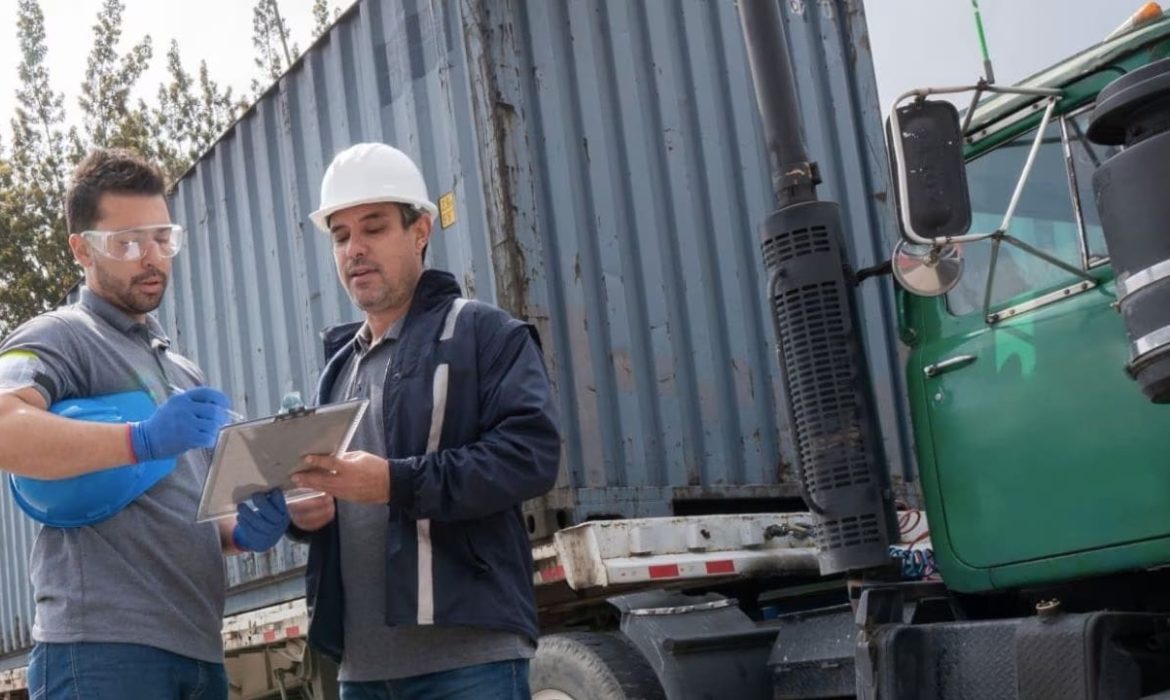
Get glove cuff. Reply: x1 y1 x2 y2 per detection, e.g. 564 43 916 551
128 422 151 463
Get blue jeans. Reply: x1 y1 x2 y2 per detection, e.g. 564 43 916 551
27 642 228 700
340 659 531 700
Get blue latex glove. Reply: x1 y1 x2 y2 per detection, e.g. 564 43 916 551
232 489 290 552
129 387 231 462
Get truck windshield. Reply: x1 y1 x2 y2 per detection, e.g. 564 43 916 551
946 110 1117 316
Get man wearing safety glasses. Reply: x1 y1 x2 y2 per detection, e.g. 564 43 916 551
0 149 290 699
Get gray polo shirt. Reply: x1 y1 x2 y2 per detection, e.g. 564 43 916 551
0 287 226 663
332 320 534 682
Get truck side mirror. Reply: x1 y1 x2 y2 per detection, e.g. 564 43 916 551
888 100 973 240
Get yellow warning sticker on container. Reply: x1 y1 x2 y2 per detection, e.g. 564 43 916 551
439 192 457 229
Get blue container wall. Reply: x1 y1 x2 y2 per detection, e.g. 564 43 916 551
0 480 35 661
472 0 912 529
156 0 911 563
1 0 912 658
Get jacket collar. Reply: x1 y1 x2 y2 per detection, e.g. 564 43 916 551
320 269 463 358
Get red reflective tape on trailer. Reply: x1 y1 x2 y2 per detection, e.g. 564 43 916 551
263 630 277 642
541 565 565 582
649 564 680 579
285 626 301 638
705 560 735 575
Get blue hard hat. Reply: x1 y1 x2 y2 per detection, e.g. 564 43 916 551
8 391 177 528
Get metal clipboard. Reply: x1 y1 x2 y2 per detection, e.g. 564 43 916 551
195 398 368 521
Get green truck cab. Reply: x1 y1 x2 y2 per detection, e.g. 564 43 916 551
597 12 1170 696
898 19 1170 593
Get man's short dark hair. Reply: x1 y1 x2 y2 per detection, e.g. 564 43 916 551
66 148 167 233
399 204 431 263
399 204 423 230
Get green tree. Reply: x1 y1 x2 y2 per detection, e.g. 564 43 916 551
0 0 85 335
79 0 153 151
311 0 329 37
150 40 242 182
311 0 339 39
141 41 192 181
252 0 297 96
0 148 38 333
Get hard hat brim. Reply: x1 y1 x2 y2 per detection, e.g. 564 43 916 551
310 195 439 233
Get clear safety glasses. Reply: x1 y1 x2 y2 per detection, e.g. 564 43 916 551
82 224 185 261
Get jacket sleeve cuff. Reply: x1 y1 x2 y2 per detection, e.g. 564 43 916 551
388 457 417 512
285 522 312 543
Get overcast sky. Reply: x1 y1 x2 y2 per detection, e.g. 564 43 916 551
867 0 1137 111
0 0 1149 144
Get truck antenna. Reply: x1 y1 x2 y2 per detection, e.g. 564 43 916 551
971 0 996 84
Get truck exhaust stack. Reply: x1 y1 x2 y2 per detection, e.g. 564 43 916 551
735 0 896 574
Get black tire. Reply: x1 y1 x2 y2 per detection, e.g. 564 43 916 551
529 632 667 700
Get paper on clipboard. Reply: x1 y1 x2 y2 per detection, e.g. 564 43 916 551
196 398 368 522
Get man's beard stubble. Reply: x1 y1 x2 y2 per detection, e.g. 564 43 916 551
94 262 168 315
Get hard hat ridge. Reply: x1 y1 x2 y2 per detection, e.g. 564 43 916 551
310 142 438 233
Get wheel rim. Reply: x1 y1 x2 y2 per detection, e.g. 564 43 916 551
532 690 578 700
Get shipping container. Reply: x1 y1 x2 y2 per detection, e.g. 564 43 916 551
1 0 905 672
160 0 908 530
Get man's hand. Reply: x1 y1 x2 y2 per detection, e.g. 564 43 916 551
292 451 390 504
288 493 336 531
232 489 290 552
130 387 231 462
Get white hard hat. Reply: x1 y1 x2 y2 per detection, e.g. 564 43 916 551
310 143 438 233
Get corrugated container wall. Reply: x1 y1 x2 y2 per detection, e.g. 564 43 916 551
0 480 36 661
1 0 912 656
160 0 911 555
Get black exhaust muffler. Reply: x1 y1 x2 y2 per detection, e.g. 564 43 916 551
736 0 895 574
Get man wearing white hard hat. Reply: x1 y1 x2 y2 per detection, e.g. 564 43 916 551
288 143 560 698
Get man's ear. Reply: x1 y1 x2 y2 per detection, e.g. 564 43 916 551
68 234 93 269
414 214 433 253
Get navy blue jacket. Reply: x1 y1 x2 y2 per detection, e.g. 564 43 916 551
302 270 560 662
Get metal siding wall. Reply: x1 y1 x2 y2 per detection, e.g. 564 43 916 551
484 0 910 520
0 480 35 659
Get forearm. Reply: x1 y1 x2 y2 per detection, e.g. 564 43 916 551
0 392 137 478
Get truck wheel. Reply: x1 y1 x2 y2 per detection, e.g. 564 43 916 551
530 632 666 700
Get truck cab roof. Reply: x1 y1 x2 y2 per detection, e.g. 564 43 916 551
965 16 1170 143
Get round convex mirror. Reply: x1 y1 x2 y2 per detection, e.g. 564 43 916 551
891 241 964 297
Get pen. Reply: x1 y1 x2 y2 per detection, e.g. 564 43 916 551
166 383 246 423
